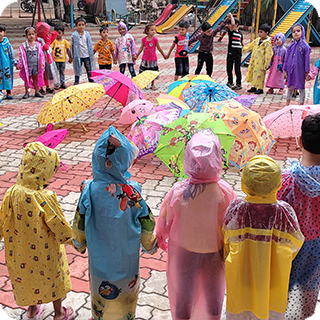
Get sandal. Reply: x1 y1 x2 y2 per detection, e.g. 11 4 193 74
61 306 75 320
28 304 45 320
267 88 274 94
278 88 284 95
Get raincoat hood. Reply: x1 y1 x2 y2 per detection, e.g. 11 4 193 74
184 130 222 184
36 22 51 39
17 142 60 190
288 23 308 50
274 32 285 48
242 155 282 203
92 126 139 184
117 21 128 34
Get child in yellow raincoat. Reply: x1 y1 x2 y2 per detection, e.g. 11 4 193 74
0 142 74 320
242 24 273 94
223 155 304 320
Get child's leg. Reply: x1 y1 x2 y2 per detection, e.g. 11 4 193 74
53 298 74 320
151 80 156 90
298 89 306 105
119 63 126 74
182 57 189 77
226 55 234 85
32 75 39 93
174 58 182 81
128 63 136 77
6 89 12 99
83 57 93 82
27 305 38 318
234 55 242 86
286 86 294 105
205 53 213 77
195 52 205 75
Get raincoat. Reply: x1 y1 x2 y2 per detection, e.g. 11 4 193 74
308 58 320 104
278 161 320 320
223 156 304 320
266 33 286 89
156 130 236 320
242 36 273 90
0 37 16 91
72 126 157 320
283 24 311 90
0 142 72 306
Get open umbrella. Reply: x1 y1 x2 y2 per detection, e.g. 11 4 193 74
182 82 239 112
37 83 105 131
132 70 160 89
156 93 190 116
203 100 275 170
119 99 153 125
234 95 258 108
154 112 235 177
90 70 144 117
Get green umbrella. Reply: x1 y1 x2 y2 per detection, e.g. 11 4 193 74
154 112 235 178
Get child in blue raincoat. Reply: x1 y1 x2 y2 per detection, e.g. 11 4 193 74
307 58 320 104
72 126 157 320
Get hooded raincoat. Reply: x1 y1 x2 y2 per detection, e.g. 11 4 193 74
72 126 156 320
283 24 311 90
308 58 320 104
0 142 72 306
266 33 286 89
0 37 16 91
223 156 304 320
278 162 320 319
156 130 236 320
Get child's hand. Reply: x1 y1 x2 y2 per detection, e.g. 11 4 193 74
227 13 232 18
68 58 73 63
306 73 311 81
284 71 287 80
113 60 117 65
132 55 137 62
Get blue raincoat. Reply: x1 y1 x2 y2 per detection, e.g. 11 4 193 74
0 37 16 91
72 126 156 320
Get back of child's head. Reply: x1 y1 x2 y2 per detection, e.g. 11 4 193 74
0 24 6 32
301 113 320 154
184 129 222 184
144 22 155 34
179 20 189 29
259 23 271 34
54 24 65 33
75 17 86 26
201 22 211 32
241 155 282 202
99 25 108 34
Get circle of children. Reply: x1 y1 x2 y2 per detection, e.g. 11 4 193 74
0 8 320 320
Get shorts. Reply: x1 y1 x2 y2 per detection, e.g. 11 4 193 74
99 64 112 70
28 64 39 76
175 57 189 76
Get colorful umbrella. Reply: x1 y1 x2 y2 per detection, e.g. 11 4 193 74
182 82 239 112
37 83 105 131
90 70 144 117
132 70 160 89
127 103 185 158
36 128 68 149
203 100 275 170
234 95 258 108
119 99 154 125
154 112 235 177
156 93 190 116
167 74 216 101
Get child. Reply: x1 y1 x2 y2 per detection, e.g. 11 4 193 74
36 22 60 94
223 155 304 320
226 13 243 90
156 130 236 320
51 24 72 89
0 142 75 320
136 23 166 90
0 24 17 99
266 32 286 95
277 113 320 320
71 17 95 85
166 20 190 81
283 24 311 106
242 24 273 94
93 25 116 70
307 58 320 104
72 126 157 320
115 21 137 77
17 27 45 99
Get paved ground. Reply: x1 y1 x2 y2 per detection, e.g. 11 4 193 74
0 18 320 320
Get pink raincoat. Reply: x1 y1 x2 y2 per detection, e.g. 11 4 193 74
156 130 236 320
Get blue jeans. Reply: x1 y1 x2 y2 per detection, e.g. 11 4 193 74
119 63 136 77
56 61 66 86
74 57 93 85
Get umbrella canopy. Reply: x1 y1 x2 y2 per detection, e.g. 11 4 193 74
119 99 154 125
132 70 160 89
154 112 235 177
182 82 239 112
37 83 105 130
36 129 68 149
234 95 258 108
156 93 190 116
203 100 275 170
167 74 216 101
127 103 185 158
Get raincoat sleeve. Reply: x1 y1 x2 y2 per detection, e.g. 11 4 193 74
0 189 12 240
264 41 274 71
130 35 137 56
70 33 75 59
309 62 319 80
8 41 17 66
242 39 255 54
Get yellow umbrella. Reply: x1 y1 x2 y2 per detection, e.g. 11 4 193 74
156 93 190 110
37 83 105 131
132 70 160 89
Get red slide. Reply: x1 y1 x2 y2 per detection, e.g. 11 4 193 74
154 3 177 26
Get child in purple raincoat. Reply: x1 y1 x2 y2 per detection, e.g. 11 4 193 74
283 24 311 105
266 32 286 95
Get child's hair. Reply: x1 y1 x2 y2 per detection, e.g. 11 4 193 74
25 26 36 36
234 18 240 25
201 22 211 32
0 24 6 32
54 24 65 33
75 17 86 26
179 20 189 29
99 25 108 33
301 113 320 154
259 23 271 34
144 23 155 35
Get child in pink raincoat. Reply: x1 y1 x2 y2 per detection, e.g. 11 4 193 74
156 130 236 320
17 27 45 99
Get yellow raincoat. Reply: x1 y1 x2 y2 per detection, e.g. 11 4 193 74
243 37 273 90
0 142 72 306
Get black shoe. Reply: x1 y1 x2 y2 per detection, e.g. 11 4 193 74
256 89 264 94
22 93 29 99
226 82 234 89
60 84 67 89
247 87 257 93
292 93 297 99
39 88 46 95
46 87 54 94
232 84 242 90
35 92 44 98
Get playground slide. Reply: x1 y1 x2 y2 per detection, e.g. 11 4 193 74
156 4 194 34
155 3 177 26
242 0 314 64
189 0 240 53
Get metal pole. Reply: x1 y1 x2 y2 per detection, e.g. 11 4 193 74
38 0 41 22
272 0 278 27
71 0 74 29
255 0 261 39
251 0 257 42
306 9 313 44
237 0 241 19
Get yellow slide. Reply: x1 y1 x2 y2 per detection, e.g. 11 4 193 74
156 4 193 34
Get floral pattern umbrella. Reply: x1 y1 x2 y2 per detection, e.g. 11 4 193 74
132 70 160 89
234 95 258 108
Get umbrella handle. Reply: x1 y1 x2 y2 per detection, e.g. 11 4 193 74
289 109 299 147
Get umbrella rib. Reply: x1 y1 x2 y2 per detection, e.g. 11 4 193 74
97 83 124 117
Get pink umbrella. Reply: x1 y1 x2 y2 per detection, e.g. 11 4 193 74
234 95 258 108
36 128 68 149
119 99 153 125
263 105 320 145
